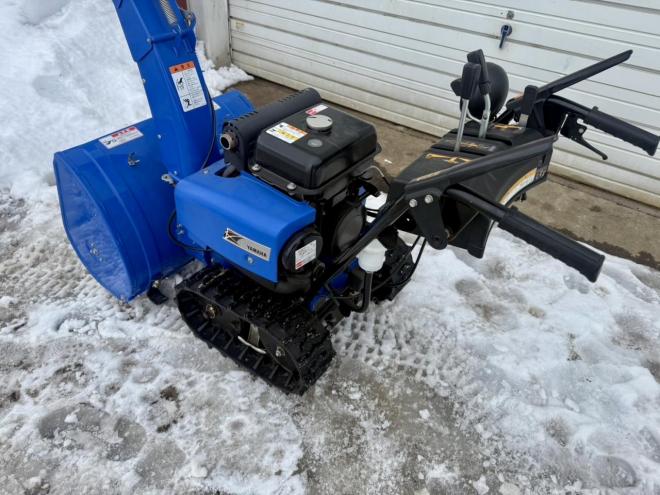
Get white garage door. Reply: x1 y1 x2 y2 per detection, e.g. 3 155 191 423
228 0 660 208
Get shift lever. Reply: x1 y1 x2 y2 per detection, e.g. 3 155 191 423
454 63 481 152
519 85 538 128
467 50 492 138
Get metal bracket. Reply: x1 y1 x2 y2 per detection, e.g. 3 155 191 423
408 199 448 250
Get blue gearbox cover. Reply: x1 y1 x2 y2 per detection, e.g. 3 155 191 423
175 163 316 283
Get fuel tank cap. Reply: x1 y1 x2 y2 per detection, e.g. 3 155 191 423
306 114 333 132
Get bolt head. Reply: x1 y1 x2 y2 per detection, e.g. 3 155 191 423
247 256 254 264
204 304 217 320
424 194 434 204
275 347 284 358
409 198 418 208
286 182 296 191
251 164 261 172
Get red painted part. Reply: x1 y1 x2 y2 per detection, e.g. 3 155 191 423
176 0 188 9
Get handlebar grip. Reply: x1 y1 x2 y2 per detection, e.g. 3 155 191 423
585 108 659 156
467 49 491 95
460 63 481 100
499 207 605 282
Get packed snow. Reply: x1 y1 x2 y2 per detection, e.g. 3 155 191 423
1 0 659 494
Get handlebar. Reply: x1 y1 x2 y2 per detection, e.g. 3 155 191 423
499 208 604 282
584 107 659 156
445 188 605 282
548 96 659 156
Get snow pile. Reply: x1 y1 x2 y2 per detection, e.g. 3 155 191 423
196 41 252 97
1 0 660 494
0 0 249 200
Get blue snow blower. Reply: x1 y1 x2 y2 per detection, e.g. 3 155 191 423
54 0 660 394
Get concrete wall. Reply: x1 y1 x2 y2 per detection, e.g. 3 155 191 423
187 0 231 66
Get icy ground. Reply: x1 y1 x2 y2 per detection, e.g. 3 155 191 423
1 0 660 494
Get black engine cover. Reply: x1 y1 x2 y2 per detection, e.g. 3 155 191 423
255 105 377 189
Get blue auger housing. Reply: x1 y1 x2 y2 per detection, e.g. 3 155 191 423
54 93 254 301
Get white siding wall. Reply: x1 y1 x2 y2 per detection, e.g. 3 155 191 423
228 0 660 207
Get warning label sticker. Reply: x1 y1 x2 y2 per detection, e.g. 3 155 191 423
266 122 307 144
170 61 207 112
99 126 143 149
295 240 317 270
306 104 328 116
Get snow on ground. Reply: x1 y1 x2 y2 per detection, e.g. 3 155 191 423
1 1 659 494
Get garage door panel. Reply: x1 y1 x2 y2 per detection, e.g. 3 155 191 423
231 14 660 131
232 54 455 128
416 0 660 36
551 164 660 209
556 139 660 181
232 1 660 110
232 39 459 117
230 18 463 95
340 0 660 67
234 1 659 90
420 0 660 47
553 149 660 197
234 59 453 136
229 0 660 206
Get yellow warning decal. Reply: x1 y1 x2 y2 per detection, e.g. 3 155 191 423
266 122 307 144
425 153 473 165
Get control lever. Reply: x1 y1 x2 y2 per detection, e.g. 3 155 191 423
454 63 481 152
445 187 604 282
561 113 608 160
467 49 492 139
519 85 538 127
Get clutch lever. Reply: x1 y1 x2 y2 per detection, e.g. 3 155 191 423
561 113 608 160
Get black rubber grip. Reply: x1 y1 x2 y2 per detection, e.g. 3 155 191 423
499 207 605 282
585 108 659 156
467 49 491 95
460 63 481 100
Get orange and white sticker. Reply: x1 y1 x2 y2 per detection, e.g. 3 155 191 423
99 126 143 149
170 61 207 112
266 122 307 144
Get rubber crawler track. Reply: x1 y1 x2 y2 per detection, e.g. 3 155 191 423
176 265 335 394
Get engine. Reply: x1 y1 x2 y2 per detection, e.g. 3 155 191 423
176 89 383 295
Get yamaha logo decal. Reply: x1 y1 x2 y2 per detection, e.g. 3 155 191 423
223 228 271 261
